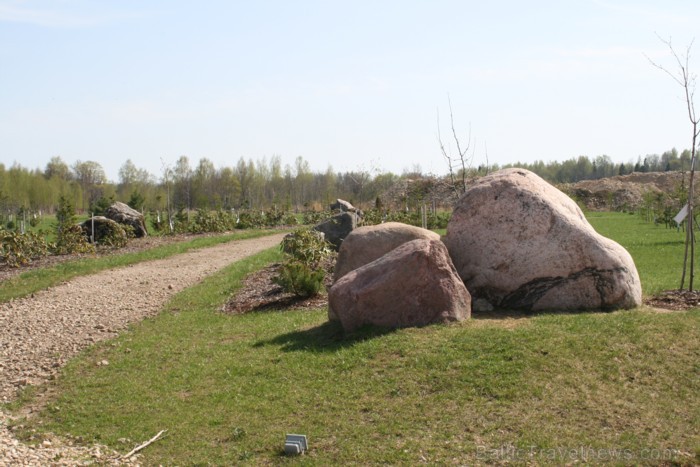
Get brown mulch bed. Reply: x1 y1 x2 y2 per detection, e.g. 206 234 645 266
223 263 331 313
224 265 698 314
644 289 700 311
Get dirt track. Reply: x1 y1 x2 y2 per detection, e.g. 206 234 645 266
0 233 285 465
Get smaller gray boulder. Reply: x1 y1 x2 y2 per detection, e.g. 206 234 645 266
328 239 471 332
313 212 358 250
80 216 127 244
105 202 148 238
330 199 356 213
334 222 441 282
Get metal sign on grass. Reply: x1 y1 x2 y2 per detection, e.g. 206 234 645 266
674 204 689 225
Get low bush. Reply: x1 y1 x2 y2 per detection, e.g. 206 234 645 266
273 261 325 297
53 224 95 256
279 228 332 265
93 221 129 248
362 209 451 229
302 210 328 225
274 227 334 297
236 211 265 230
283 214 299 225
53 196 95 255
0 229 49 267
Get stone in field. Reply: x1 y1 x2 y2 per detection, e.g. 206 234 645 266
444 168 642 312
333 222 440 282
330 198 357 213
105 201 148 238
313 212 358 250
329 238 471 331
80 216 126 244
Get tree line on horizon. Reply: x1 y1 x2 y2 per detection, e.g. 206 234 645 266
0 147 693 222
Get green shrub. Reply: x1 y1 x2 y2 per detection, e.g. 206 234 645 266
272 262 325 297
90 195 115 216
188 209 237 233
53 224 95 255
274 227 334 298
362 208 451 229
0 229 49 267
283 214 299 226
264 207 284 227
279 228 332 265
150 212 169 233
302 210 327 225
236 210 265 229
53 196 95 255
93 220 128 248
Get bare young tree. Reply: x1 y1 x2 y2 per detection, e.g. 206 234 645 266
160 158 174 232
647 35 700 290
437 96 473 195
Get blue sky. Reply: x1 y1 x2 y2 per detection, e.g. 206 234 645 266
1 0 699 182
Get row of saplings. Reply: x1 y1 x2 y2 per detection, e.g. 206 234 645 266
1 193 448 268
277 169 643 331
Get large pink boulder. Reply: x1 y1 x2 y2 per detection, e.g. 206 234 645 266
444 168 642 312
333 222 440 282
328 239 471 332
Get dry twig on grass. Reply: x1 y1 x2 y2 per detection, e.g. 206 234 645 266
123 429 167 459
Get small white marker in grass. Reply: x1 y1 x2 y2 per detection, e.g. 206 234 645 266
284 434 308 455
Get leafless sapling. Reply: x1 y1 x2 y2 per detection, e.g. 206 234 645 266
647 35 700 290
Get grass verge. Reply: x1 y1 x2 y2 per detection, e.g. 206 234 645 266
0 229 278 303
587 211 686 295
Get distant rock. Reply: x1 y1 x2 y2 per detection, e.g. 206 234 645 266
333 222 440 282
330 199 357 213
329 238 470 331
105 202 148 238
444 168 642 312
80 216 127 245
313 212 358 250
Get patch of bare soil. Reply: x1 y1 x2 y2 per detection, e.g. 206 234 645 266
223 262 332 313
564 171 686 211
644 289 700 311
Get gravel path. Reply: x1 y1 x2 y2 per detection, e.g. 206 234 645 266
0 233 285 466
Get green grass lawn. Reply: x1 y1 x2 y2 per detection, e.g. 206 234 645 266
587 211 687 295
7 213 700 465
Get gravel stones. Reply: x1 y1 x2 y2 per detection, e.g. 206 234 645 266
0 233 285 465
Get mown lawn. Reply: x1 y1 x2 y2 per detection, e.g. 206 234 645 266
587 211 687 295
9 212 700 465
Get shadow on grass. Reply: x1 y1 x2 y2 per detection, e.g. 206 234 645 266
253 320 395 352
471 309 533 320
256 305 629 353
472 307 625 321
